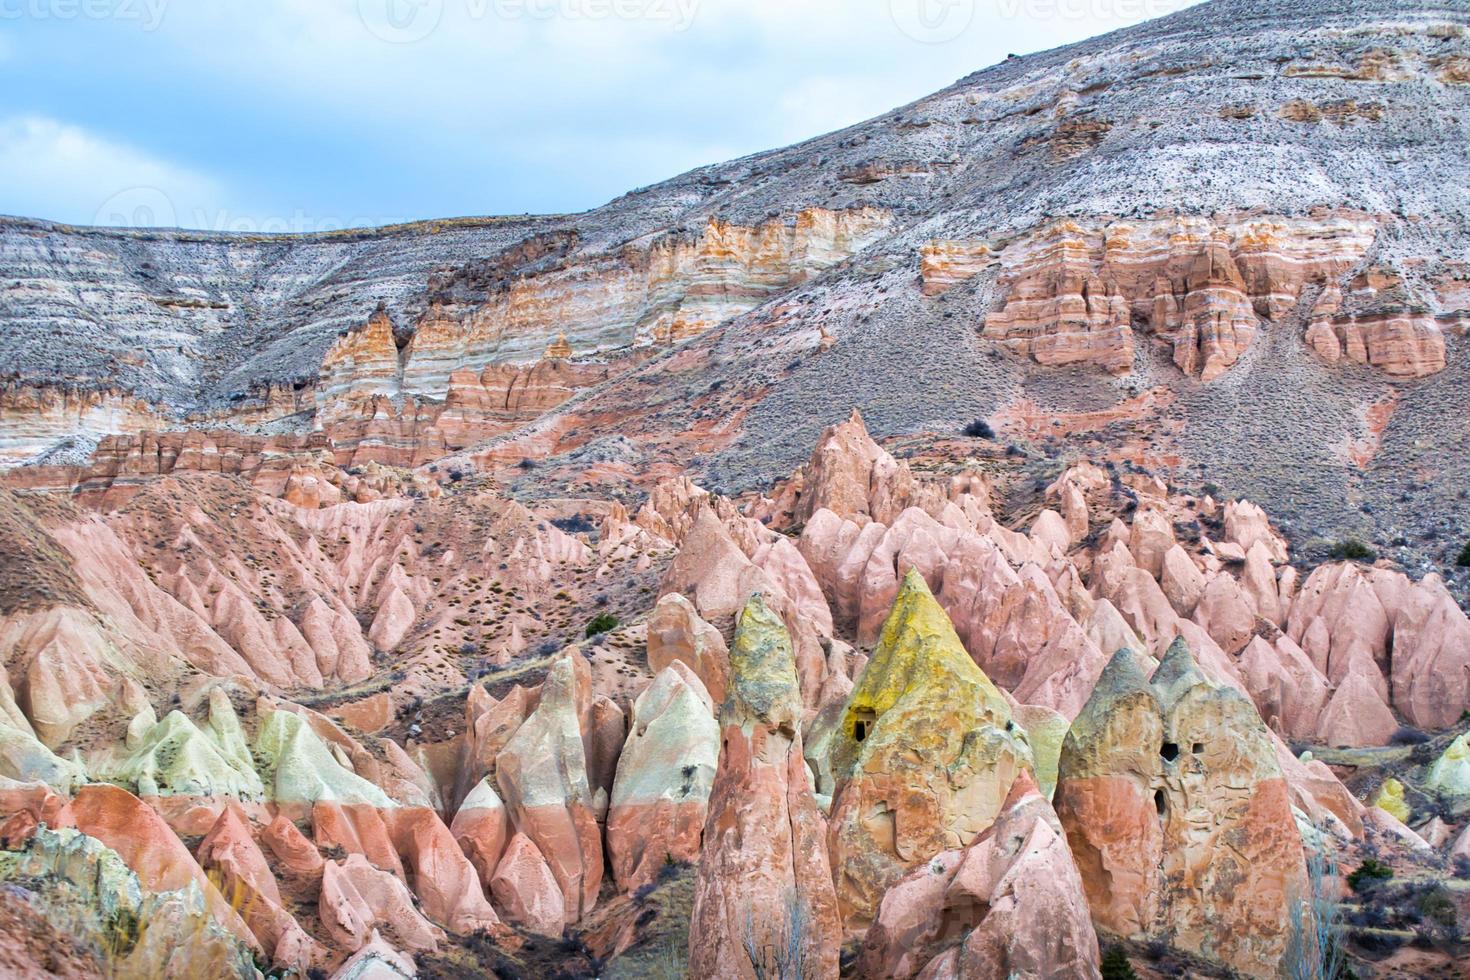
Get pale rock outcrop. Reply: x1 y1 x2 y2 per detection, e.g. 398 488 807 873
255 708 395 808
495 650 603 924
688 595 840 980
646 592 729 705
0 826 258 979
606 665 719 892
1427 734 1470 799
97 708 265 800
827 571 1032 927
330 933 417 980
1055 641 1306 977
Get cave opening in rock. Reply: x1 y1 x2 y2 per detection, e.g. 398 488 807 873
855 720 867 742
1155 790 1167 817
1161 742 1180 762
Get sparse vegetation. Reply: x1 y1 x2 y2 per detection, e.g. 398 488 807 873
1100 946 1139 980
1329 539 1377 563
586 613 620 638
1457 541 1470 567
962 419 995 439
1347 858 1393 893
741 892 811 980
1285 837 1346 980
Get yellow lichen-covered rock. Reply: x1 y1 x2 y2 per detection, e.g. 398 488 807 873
1426 734 1470 799
1372 778 1412 823
827 569 1033 927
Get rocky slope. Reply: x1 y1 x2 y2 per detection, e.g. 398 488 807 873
3 0 1470 975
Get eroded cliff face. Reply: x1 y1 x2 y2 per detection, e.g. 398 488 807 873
397 208 892 399
924 214 1381 380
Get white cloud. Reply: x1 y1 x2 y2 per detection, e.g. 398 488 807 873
0 116 225 227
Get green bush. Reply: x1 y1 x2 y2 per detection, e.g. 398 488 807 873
585 613 619 638
1457 542 1470 568
1347 858 1393 893
1100 947 1139 980
1329 539 1377 563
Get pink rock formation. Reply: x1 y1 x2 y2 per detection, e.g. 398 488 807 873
1055 641 1306 977
491 833 567 939
495 651 603 924
263 813 326 886
606 664 718 892
319 855 445 954
388 807 499 935
197 806 325 971
1305 280 1449 378
969 216 1374 379
449 778 510 887
688 596 840 980
856 773 1100 980
646 592 730 706
314 802 404 879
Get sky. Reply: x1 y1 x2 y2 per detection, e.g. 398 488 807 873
0 0 1201 231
